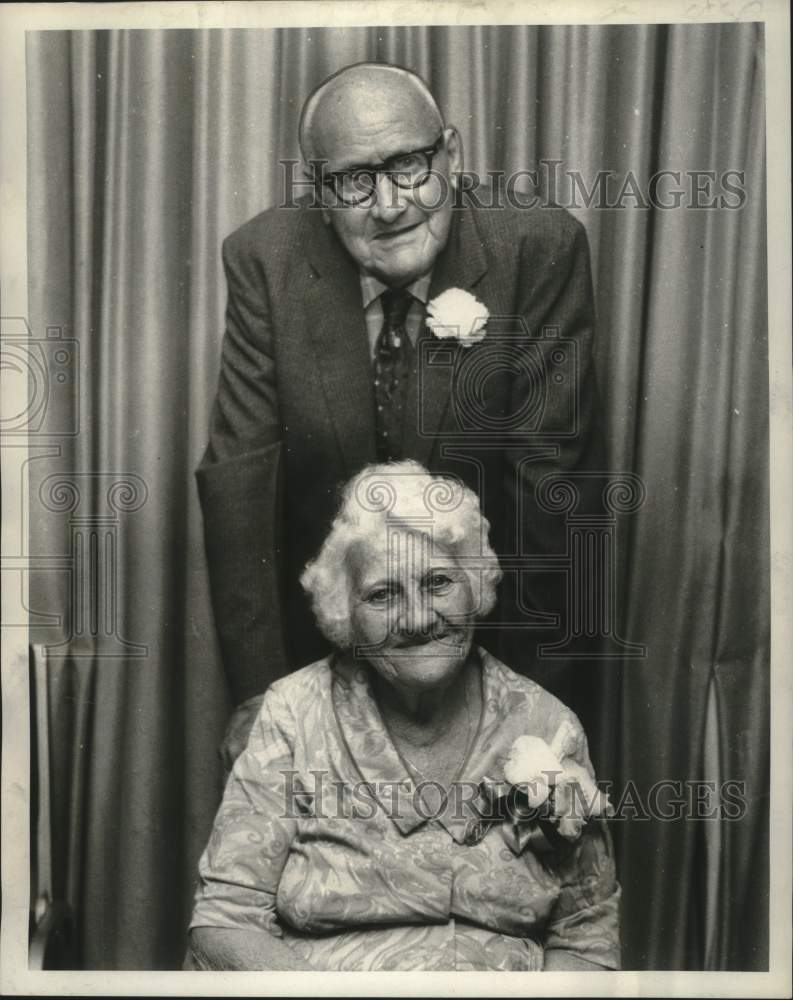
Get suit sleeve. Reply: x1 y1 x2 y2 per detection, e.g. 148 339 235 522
196 232 289 704
500 215 607 660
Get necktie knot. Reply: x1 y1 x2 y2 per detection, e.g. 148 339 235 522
381 288 412 331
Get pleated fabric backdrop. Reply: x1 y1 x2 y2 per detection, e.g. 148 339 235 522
26 23 769 970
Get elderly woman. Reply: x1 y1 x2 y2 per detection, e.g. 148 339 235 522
187 461 621 972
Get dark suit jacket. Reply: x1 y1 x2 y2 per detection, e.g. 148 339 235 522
197 193 605 705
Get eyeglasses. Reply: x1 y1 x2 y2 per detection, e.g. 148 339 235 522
321 133 446 206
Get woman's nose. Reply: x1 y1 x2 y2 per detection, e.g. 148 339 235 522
396 592 437 637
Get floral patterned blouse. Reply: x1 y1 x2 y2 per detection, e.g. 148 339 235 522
189 648 621 971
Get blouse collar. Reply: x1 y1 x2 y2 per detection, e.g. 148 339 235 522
330 647 534 844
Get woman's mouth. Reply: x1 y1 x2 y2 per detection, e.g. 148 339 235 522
392 629 466 650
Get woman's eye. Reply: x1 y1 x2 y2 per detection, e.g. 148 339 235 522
425 574 453 593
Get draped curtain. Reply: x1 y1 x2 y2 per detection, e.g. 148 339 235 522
26 23 768 971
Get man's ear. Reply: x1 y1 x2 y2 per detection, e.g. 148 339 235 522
444 126 464 185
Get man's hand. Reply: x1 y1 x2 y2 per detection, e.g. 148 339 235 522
219 693 265 771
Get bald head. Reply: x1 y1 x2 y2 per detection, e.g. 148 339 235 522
299 63 444 163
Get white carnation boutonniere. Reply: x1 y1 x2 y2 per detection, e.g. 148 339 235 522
503 721 614 843
426 288 489 348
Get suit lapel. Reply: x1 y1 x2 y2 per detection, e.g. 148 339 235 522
304 216 377 475
404 204 490 468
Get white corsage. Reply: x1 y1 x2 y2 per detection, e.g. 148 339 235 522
503 720 613 841
426 288 488 348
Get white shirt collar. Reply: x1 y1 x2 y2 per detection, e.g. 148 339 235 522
359 270 433 310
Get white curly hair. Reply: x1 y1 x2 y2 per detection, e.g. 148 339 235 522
300 460 502 649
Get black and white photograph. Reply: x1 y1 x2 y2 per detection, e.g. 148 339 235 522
0 0 790 994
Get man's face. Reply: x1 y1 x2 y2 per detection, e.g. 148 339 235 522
316 100 461 287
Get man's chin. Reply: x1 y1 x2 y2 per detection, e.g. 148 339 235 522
370 261 427 287
368 243 438 287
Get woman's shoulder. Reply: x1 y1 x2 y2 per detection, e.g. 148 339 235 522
267 656 335 706
477 647 589 755
479 646 574 709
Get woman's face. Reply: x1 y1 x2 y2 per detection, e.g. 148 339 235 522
346 528 475 693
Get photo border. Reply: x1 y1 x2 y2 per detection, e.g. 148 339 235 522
1 1 790 996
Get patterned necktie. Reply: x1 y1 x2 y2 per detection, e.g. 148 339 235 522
374 287 413 462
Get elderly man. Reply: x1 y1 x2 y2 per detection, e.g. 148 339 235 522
197 62 605 760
